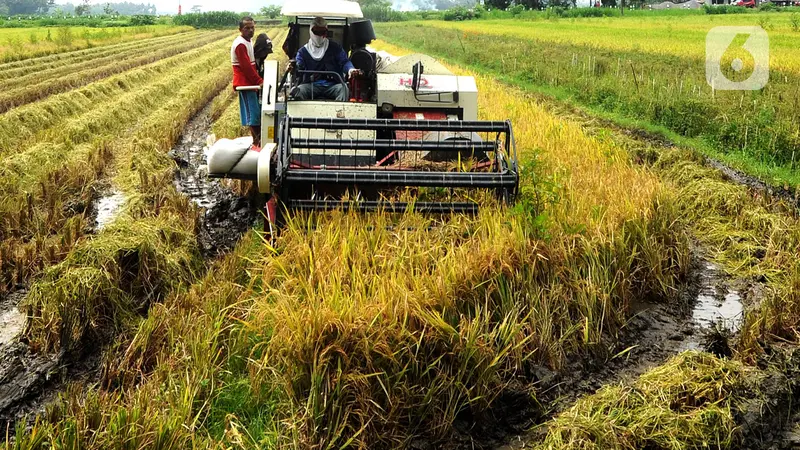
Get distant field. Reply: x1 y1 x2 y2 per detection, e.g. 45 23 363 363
0 24 192 62
424 14 800 72
377 14 800 186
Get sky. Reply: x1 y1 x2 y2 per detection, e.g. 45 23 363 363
60 0 597 19
57 0 282 15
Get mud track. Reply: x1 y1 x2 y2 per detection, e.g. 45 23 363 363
170 102 259 257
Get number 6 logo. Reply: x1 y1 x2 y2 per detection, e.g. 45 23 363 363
706 26 769 91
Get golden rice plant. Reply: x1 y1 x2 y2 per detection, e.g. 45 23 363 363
0 24 192 64
0 30 230 113
0 30 208 87
8 35 690 450
0 34 230 157
535 352 749 450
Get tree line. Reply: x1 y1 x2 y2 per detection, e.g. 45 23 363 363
0 0 156 16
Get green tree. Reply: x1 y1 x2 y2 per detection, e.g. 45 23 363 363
259 4 281 18
1 0 55 14
358 0 391 7
483 0 511 9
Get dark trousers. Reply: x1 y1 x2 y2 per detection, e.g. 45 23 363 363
295 83 347 101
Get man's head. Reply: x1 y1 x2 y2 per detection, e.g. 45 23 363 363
239 16 255 40
310 16 328 40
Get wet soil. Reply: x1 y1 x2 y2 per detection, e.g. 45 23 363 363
169 103 259 257
0 288 99 434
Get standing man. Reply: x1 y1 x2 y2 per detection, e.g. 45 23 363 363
231 16 263 147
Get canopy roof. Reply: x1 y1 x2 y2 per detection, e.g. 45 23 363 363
281 0 364 18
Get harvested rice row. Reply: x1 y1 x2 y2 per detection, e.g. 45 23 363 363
534 352 755 449
0 41 232 194
0 34 233 157
211 27 289 139
23 56 234 355
1 30 215 90
0 30 231 114
0 25 193 65
0 41 233 294
0 29 207 83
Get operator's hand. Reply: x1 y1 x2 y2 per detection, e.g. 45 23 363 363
348 68 362 79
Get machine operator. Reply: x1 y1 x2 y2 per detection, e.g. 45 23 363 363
295 17 361 102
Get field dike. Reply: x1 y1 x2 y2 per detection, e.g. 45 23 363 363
367 31 800 450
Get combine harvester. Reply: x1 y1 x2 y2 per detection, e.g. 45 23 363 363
207 0 519 232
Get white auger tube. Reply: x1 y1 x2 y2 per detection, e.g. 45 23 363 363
207 137 274 193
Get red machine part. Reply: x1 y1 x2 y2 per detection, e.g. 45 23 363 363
392 111 447 141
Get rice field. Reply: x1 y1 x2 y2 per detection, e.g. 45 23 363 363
377 14 800 187
0 25 192 62
2 11 800 450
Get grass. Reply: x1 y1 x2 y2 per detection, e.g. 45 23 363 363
415 14 800 73
0 25 192 63
376 18 800 187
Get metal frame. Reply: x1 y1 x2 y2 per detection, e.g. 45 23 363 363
268 115 519 219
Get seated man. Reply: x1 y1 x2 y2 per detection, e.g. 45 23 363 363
294 17 360 101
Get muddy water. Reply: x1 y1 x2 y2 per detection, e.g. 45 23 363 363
92 190 126 231
0 291 25 348
170 104 258 256
679 260 744 352
0 307 25 347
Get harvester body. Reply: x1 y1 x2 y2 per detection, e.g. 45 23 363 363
207 0 519 229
